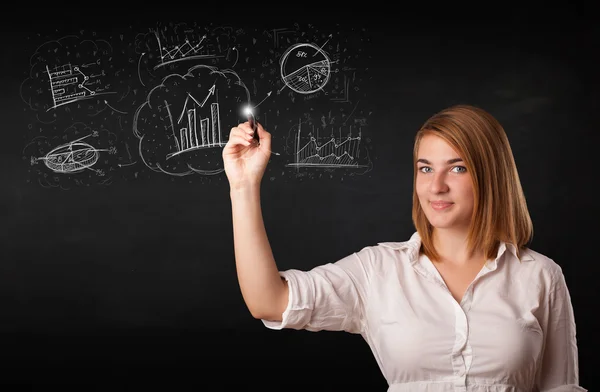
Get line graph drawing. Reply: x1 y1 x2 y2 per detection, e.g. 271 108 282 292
165 89 225 160
33 133 115 174
153 30 223 70
286 118 370 169
280 43 331 95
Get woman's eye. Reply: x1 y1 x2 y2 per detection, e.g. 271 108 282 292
418 166 466 173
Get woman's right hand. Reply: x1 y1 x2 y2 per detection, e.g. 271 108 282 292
222 121 272 190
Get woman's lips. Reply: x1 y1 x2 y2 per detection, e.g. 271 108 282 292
431 201 453 210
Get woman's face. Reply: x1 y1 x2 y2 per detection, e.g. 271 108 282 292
415 134 475 232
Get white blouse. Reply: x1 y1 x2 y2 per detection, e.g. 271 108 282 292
262 232 586 392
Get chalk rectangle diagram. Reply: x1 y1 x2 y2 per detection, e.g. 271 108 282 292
211 103 221 145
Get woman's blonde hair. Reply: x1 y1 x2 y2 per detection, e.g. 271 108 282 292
412 104 533 261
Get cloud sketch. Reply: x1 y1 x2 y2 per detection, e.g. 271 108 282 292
133 64 251 176
20 35 118 122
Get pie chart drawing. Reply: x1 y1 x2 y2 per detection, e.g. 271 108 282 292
280 43 331 95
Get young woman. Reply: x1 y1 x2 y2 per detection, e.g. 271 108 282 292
222 104 585 391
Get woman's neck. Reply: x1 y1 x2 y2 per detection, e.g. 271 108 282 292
431 228 484 266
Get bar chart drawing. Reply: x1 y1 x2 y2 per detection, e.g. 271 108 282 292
286 119 370 169
46 63 113 111
166 92 225 160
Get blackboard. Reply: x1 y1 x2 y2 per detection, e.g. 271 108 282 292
3 7 597 390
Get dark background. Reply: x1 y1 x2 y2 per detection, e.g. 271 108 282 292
2 5 598 391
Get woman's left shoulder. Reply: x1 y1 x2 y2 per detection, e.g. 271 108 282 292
514 247 567 285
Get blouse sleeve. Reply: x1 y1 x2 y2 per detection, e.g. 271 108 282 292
534 268 587 392
261 247 375 334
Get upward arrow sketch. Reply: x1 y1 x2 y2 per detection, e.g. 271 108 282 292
254 90 272 108
178 85 216 123
200 84 216 107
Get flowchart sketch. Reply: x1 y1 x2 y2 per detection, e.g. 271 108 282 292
20 35 118 120
133 64 251 176
280 43 331 95
24 122 119 189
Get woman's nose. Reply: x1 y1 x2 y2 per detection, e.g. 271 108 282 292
429 173 449 193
